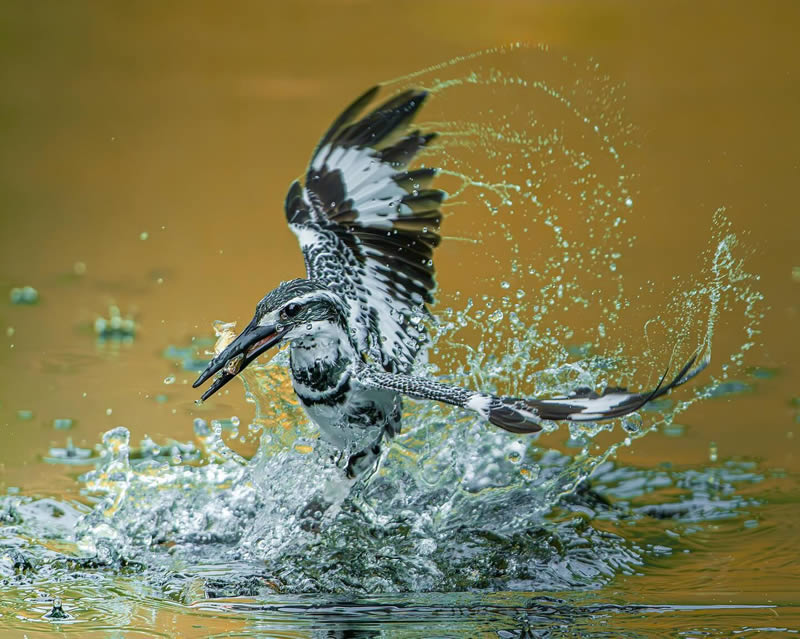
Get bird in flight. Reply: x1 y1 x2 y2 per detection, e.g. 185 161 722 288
193 86 707 477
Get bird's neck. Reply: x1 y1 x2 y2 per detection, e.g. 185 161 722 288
289 322 354 395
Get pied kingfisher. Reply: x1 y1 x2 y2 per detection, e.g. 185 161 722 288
194 86 707 477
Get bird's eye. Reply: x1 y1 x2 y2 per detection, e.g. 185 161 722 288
282 303 302 319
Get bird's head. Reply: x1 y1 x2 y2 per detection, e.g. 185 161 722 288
193 279 348 401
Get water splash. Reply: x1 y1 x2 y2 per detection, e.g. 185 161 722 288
390 46 642 391
1 45 767 600
62 199 763 596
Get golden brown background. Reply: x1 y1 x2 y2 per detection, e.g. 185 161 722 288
0 2 798 631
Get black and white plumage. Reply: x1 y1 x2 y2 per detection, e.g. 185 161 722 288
284 86 441 374
193 86 708 476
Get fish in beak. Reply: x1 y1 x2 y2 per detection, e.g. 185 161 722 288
192 318 287 401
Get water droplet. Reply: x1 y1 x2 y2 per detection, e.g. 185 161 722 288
9 286 39 305
500 280 510 289
105 408 113 416
488 309 504 323
44 598 69 620
709 441 718 463
193 418 210 436
139 231 149 241
622 414 641 433
163 375 176 385
625 196 633 207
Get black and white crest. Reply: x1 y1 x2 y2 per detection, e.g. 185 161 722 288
284 86 444 374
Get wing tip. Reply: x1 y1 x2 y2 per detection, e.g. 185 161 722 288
486 345 711 429
487 398 544 434
284 179 310 224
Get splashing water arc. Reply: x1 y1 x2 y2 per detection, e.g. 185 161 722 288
14 45 766 597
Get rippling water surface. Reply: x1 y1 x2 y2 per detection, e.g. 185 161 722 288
1 3 799 637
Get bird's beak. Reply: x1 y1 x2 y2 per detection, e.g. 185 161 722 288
192 319 287 402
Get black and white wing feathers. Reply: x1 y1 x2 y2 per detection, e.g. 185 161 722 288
356 350 708 434
285 87 444 374
484 350 707 432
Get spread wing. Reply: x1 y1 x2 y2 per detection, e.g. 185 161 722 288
356 348 709 434
284 87 444 374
